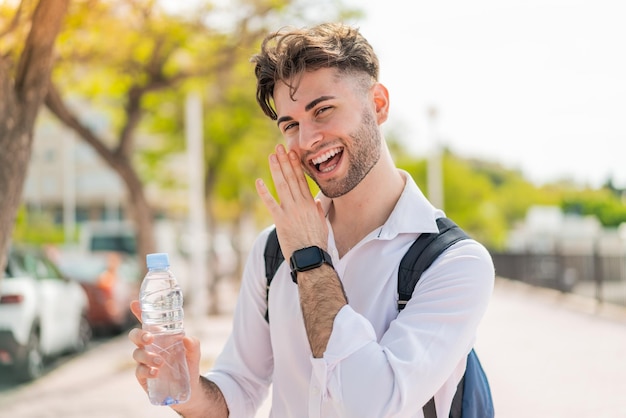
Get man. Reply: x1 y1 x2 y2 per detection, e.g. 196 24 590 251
130 22 494 417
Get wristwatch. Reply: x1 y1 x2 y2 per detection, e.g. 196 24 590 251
289 246 334 284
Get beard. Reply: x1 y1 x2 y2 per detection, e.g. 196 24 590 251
308 109 382 198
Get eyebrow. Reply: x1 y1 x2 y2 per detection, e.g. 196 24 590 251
276 95 336 127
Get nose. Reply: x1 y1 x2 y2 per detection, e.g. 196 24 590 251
296 121 323 150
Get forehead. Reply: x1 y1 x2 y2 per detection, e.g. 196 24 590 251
273 67 355 113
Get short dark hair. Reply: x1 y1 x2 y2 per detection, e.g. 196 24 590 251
251 22 380 120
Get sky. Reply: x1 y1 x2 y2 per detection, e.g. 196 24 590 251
342 0 626 188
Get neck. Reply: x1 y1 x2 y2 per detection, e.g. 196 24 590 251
327 147 405 257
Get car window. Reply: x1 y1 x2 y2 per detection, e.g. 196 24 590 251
21 252 39 278
20 252 63 281
91 235 137 255
118 261 140 284
39 257 64 280
4 253 27 278
58 257 107 283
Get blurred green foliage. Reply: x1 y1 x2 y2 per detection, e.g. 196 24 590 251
394 145 625 250
12 207 76 245
6 0 625 252
51 0 358 217
562 188 626 228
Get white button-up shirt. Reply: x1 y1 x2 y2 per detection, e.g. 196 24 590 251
206 171 494 417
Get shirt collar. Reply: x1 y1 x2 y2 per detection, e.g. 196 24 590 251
316 170 443 240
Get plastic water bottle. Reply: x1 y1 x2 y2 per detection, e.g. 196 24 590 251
140 253 190 406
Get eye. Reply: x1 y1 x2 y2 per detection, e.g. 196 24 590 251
282 121 298 133
316 106 333 117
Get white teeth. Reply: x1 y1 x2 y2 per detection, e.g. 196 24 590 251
312 148 341 165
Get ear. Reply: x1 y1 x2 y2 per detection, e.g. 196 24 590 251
372 83 390 124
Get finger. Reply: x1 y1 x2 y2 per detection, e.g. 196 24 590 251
255 178 281 216
171 336 203 400
132 345 161 391
132 343 160 365
289 149 313 200
183 336 202 377
130 300 141 322
315 199 327 222
274 145 305 199
135 362 156 388
128 327 152 347
268 149 296 205
272 145 313 207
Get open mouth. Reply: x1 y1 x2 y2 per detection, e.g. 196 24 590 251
310 147 343 173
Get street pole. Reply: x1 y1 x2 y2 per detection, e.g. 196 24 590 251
427 106 444 210
186 92 209 318
63 132 76 244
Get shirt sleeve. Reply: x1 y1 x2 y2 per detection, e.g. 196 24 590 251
315 239 495 417
205 227 274 418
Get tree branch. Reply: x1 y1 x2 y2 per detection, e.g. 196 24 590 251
0 0 26 39
15 0 69 116
44 81 116 165
117 37 188 157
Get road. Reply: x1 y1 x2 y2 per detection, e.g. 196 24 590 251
0 278 625 417
476 279 626 417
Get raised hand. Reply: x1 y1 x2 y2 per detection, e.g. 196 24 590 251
255 144 328 260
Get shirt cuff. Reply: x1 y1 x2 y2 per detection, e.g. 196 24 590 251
205 371 254 418
308 305 377 412
324 304 377 365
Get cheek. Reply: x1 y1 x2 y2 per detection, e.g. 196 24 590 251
282 137 306 164
285 135 299 152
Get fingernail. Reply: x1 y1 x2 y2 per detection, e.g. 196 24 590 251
142 334 150 343
277 145 286 154
150 367 157 376
154 357 163 366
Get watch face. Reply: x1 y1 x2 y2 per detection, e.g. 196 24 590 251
291 246 323 271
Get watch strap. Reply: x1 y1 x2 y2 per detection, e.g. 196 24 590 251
289 246 334 284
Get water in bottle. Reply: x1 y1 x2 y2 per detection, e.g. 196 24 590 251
140 252 190 406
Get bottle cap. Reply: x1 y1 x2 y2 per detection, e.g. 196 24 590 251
146 253 170 269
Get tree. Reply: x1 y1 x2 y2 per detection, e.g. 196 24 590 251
396 149 562 250
43 0 276 263
137 1 357 311
0 0 70 275
40 0 357 312
562 188 626 228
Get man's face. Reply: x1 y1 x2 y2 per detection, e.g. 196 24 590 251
273 68 383 198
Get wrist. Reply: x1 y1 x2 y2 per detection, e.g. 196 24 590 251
289 246 334 284
171 377 228 418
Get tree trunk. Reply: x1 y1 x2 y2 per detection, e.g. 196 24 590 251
0 62 30 274
44 82 157 269
0 0 69 275
114 159 157 267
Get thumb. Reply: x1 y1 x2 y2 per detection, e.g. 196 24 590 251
183 336 202 381
130 300 142 323
315 199 325 218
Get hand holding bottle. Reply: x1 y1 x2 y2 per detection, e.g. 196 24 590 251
129 300 200 389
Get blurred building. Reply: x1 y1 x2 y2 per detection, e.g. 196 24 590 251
506 205 608 255
23 107 193 226
506 205 626 255
494 205 626 305
23 110 128 224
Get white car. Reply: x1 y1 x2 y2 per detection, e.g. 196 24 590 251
0 246 92 381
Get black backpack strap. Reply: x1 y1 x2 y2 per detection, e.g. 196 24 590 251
397 217 469 311
397 218 473 418
263 227 284 322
